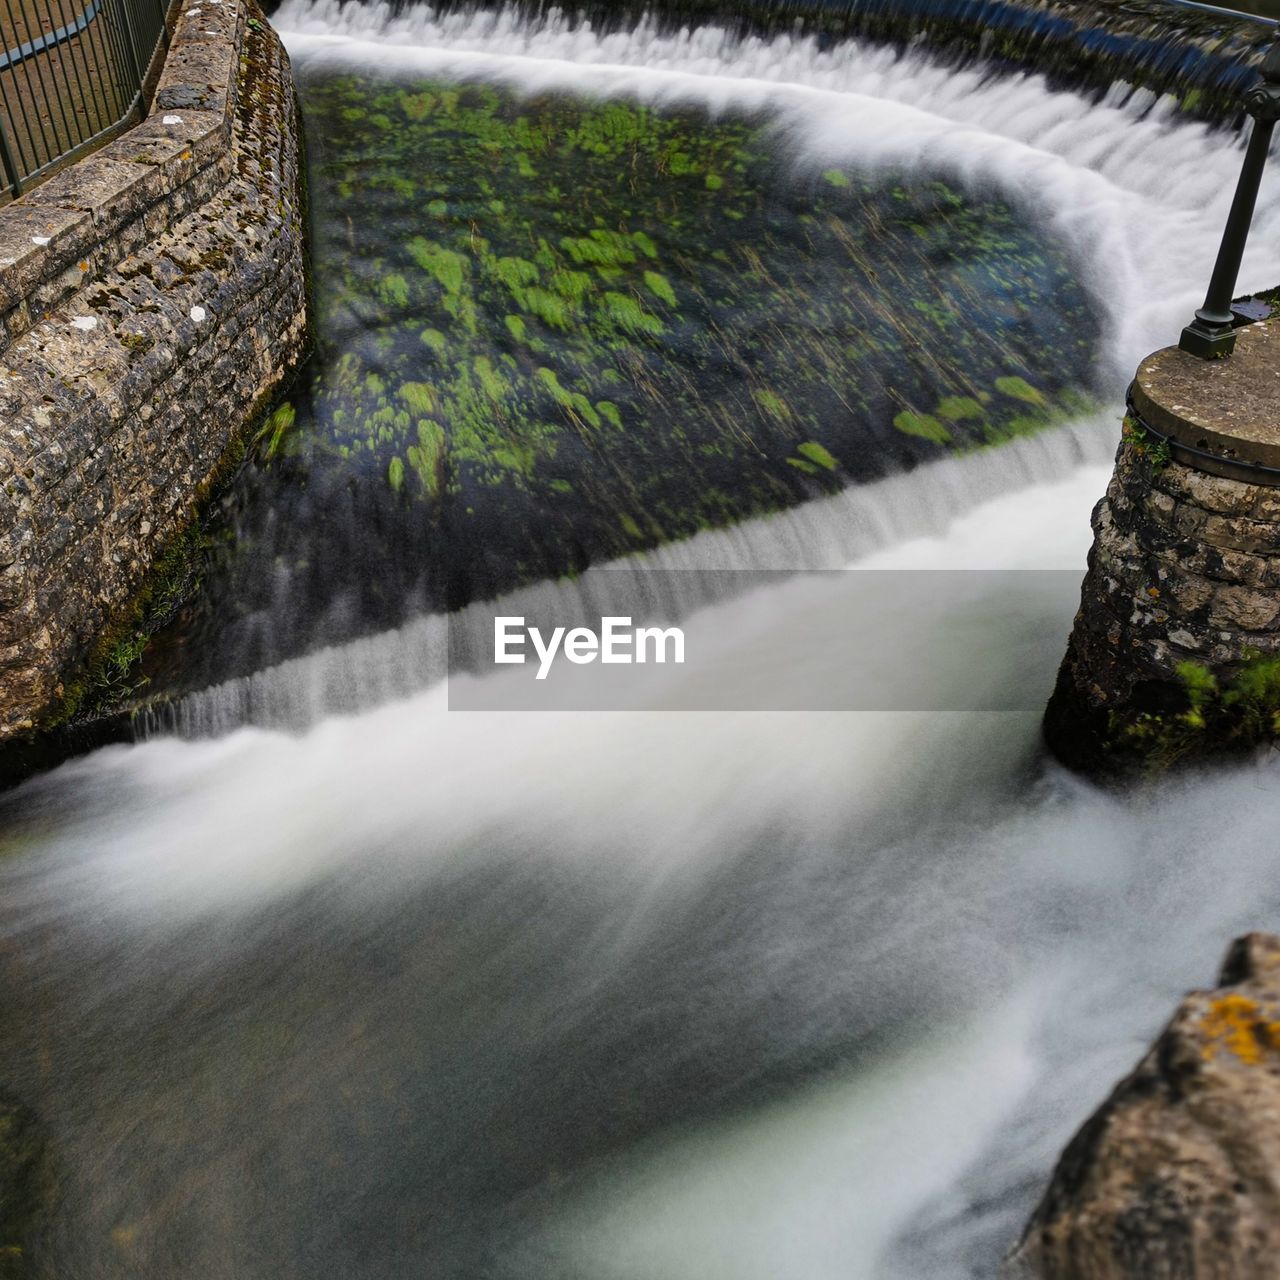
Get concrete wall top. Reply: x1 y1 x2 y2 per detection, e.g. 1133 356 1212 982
1133 319 1280 482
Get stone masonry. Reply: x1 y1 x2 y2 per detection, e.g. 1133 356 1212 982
0 0 307 739
1044 319 1280 774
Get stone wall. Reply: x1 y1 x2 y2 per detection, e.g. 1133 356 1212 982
0 0 307 739
1044 325 1280 775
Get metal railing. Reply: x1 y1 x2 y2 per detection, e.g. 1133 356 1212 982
0 0 171 200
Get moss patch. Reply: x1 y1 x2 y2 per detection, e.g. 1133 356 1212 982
140 73 1100 686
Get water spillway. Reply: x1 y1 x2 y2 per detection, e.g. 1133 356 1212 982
142 0 1280 698
273 0 1280 120
3 2 1280 1277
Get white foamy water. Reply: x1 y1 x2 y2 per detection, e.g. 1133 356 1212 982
277 0 1280 386
154 416 1109 737
7 428 1280 1279
545 999 1041 1280
26 442 1109 921
5 14 1280 1280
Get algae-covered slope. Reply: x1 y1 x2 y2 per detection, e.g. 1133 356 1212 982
147 75 1099 689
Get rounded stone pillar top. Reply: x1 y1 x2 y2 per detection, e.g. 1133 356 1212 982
1132 317 1280 483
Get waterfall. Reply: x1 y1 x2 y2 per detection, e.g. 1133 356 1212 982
142 0 1280 736
274 0 1278 120
277 0 1280 386
144 416 1110 737
4 8 1280 1278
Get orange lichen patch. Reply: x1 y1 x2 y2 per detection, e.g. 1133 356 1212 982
1200 994 1280 1064
78 261 88 271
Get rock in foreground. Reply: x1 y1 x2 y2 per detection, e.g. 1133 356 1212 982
1011 933 1280 1279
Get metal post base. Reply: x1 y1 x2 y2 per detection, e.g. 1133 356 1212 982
1179 321 1237 360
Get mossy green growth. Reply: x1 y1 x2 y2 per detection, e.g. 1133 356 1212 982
754 388 792 423
796 441 839 471
893 410 951 444
398 382 438 414
994 375 1047 408
378 274 411 307
936 395 983 422
1121 414 1172 470
1114 653 1280 775
58 517 210 722
408 238 467 294
257 402 297 459
170 71 1099 643
643 270 678 307
536 366 601 428
599 291 664 337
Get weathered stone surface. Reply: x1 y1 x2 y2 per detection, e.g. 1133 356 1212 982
19 158 160 232
1135 323 1280 472
1010 933 1280 1280
0 0 239 353
1153 464 1258 517
94 110 229 182
0 0 306 739
0 208 94 312
154 38 239 116
172 0 239 43
1045 338 1280 775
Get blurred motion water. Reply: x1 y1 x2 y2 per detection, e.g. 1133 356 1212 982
3 8 1280 1278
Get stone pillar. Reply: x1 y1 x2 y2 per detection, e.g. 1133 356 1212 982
1045 316 1280 776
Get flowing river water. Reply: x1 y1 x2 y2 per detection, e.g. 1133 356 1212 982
4 5 1280 1277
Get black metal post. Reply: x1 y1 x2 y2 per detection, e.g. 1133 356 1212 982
1181 46 1280 360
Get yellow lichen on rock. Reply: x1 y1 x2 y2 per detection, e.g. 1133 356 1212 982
1198 993 1280 1065
1011 933 1280 1279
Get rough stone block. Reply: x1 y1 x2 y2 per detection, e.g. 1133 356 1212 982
0 2 305 741
1251 489 1280 523
1208 583 1280 632
0 207 94 311
172 0 240 44
20 159 161 236
1201 511 1280 557
1153 462 1259 516
105 110 228 181
155 40 239 116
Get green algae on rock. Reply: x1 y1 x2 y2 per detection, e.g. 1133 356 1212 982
141 71 1100 691
303 79 1095 537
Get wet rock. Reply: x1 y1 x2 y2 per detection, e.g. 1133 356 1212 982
1010 933 1280 1280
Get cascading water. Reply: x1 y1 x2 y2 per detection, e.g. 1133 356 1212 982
3 4 1280 1277
141 1 1280 701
